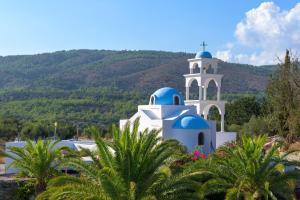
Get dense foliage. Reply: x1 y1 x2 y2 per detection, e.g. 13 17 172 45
190 135 300 199
0 87 147 140
37 120 198 200
266 50 300 141
224 50 300 140
5 125 294 199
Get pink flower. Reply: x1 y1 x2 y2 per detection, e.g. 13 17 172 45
193 151 200 157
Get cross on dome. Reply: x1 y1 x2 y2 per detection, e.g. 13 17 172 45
200 41 208 51
195 41 212 59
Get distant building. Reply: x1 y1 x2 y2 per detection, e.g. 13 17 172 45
120 47 236 154
5 140 96 174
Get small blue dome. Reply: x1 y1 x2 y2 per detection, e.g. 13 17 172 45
173 115 209 129
150 87 184 105
195 51 212 59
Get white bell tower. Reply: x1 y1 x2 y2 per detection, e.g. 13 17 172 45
184 42 226 132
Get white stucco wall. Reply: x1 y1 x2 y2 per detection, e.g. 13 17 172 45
216 132 236 148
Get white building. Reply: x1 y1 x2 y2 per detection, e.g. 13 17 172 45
120 47 236 154
5 140 96 174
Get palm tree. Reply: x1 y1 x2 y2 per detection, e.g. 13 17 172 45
38 119 199 200
193 135 300 200
5 139 66 194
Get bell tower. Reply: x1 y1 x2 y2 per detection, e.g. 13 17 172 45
184 42 226 132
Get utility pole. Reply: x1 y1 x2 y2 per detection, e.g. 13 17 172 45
76 125 79 140
54 121 58 140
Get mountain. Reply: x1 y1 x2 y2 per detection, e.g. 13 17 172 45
0 49 274 93
0 50 275 126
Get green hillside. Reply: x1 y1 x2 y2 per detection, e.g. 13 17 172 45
0 50 275 127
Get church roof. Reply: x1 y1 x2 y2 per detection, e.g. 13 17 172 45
195 51 212 59
173 115 209 129
150 87 184 105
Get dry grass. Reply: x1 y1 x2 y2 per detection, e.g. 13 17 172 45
289 141 300 151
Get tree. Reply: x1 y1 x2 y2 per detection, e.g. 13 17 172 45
4 139 67 194
240 115 271 136
0 117 20 140
37 119 198 200
192 135 300 199
266 50 300 141
225 96 262 127
20 123 50 140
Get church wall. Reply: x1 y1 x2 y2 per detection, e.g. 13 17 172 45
216 132 236 148
164 129 199 153
161 119 213 154
119 119 129 130
202 129 213 154
138 115 163 137
138 105 161 119
208 121 217 150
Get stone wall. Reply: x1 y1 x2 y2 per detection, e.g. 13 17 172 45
0 176 32 200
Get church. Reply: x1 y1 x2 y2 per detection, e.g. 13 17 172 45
120 45 236 154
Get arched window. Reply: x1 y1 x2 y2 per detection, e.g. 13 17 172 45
206 79 218 100
173 95 180 105
206 64 214 74
150 96 155 105
198 132 204 146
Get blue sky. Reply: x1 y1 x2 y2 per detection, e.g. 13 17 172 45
0 0 299 65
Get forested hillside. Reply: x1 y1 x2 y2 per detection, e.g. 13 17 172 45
0 50 275 129
0 50 273 92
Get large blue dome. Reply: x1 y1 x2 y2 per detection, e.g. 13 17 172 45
150 87 184 105
195 51 212 59
173 115 209 129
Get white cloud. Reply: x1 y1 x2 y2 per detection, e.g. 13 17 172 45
216 50 232 62
216 2 300 65
225 42 234 49
216 49 283 65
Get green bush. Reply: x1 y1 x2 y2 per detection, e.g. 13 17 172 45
15 180 35 200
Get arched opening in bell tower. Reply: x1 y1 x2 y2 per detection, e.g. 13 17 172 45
205 64 214 74
206 79 218 100
206 105 222 132
189 79 199 100
191 63 200 74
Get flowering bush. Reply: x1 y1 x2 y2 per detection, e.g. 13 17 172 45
192 146 206 160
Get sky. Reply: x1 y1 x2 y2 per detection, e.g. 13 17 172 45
0 0 299 65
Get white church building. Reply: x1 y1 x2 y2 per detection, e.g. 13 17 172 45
120 46 236 154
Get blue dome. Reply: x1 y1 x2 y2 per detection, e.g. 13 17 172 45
150 87 184 105
173 115 209 129
195 51 212 59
